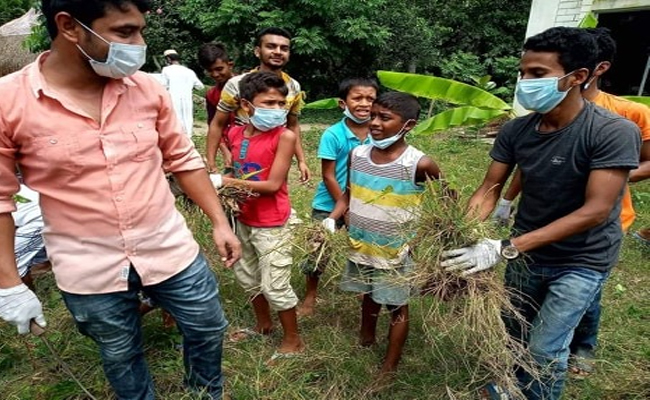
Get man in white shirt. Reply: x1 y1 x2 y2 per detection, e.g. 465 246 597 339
161 49 204 137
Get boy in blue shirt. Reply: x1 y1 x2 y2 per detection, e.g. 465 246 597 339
298 78 379 316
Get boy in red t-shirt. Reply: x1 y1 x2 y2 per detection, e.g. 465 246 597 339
210 71 304 361
198 43 235 166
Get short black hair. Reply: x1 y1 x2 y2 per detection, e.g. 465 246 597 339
198 43 230 69
255 27 292 47
42 0 151 39
374 92 420 121
523 27 598 74
166 53 180 62
239 71 288 102
338 77 379 100
585 27 616 63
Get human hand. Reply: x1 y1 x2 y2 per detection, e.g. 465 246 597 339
221 149 233 168
492 198 512 225
0 283 46 334
206 161 218 174
209 173 223 188
441 239 502 276
298 161 311 183
321 217 336 233
212 224 241 268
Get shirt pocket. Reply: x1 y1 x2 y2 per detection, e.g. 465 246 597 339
121 121 159 162
31 135 84 177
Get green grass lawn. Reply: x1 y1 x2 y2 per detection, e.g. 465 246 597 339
1 114 649 399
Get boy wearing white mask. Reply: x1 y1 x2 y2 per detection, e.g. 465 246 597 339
0 1 240 399
441 27 640 400
298 77 378 317
211 71 304 361
326 92 445 378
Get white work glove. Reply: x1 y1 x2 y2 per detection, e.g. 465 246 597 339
492 198 513 225
321 217 336 233
209 173 223 188
0 283 46 334
441 239 502 276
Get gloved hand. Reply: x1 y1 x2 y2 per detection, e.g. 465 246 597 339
0 283 46 334
441 239 502 276
209 173 223 188
492 198 513 225
321 217 336 233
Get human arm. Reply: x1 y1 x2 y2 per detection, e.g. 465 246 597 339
628 140 650 182
321 159 344 202
467 161 515 221
492 168 522 223
206 111 232 172
510 168 629 252
173 170 241 267
287 113 310 182
222 129 297 195
193 72 204 90
328 151 353 222
156 84 240 266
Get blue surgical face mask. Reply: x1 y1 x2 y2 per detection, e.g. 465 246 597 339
75 19 146 79
248 105 288 131
343 106 370 124
369 120 413 149
515 71 576 114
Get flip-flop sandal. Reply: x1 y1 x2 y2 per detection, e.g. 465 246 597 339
568 352 595 379
479 382 511 400
632 231 650 247
265 349 305 366
228 327 267 343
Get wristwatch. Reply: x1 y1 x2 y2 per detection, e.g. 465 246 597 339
500 239 520 260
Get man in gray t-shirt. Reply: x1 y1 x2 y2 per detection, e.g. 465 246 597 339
441 27 640 400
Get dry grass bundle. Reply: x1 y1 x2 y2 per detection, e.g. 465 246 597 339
406 181 539 399
290 220 348 275
217 183 258 216
0 35 35 77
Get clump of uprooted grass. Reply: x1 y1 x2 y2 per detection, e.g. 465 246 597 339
217 183 258 216
405 181 539 399
290 219 349 278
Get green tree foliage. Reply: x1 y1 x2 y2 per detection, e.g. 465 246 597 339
143 0 213 72
24 0 530 98
0 0 31 26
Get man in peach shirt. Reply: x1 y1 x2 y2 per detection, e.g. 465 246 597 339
0 1 240 399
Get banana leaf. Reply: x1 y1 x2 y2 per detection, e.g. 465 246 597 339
622 96 650 107
578 12 598 28
378 70 510 111
412 106 508 135
304 97 339 109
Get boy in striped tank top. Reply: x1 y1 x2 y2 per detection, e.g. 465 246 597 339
324 92 446 377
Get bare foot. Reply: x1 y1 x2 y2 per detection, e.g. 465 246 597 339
266 340 306 367
277 337 305 354
296 302 315 317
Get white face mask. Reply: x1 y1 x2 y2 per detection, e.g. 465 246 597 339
75 19 146 79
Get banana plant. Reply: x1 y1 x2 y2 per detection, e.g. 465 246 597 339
623 96 650 107
304 70 512 135
376 70 512 135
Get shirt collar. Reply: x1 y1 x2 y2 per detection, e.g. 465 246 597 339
28 51 136 99
249 67 291 83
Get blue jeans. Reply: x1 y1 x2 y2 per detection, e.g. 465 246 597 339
503 262 609 400
62 253 228 400
570 288 602 353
